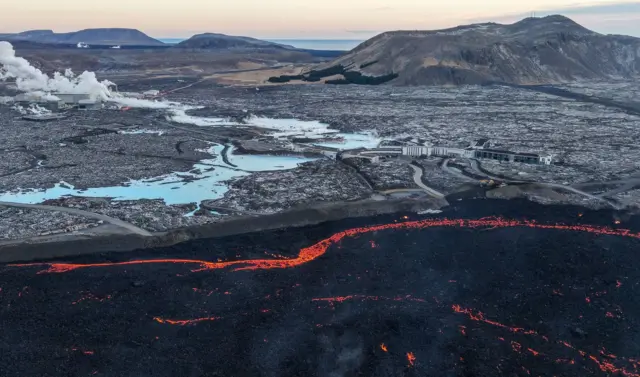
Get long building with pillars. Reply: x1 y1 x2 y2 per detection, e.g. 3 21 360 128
400 141 553 165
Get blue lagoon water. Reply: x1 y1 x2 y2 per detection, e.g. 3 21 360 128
0 146 313 206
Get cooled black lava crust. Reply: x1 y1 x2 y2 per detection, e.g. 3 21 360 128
2 199 640 377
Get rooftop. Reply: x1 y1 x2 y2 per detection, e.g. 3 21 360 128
481 149 539 158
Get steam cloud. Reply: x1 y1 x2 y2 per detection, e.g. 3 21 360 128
0 41 190 109
0 41 115 100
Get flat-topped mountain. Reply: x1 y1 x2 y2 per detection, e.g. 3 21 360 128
0 28 164 46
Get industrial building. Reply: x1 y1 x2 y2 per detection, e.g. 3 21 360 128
55 93 101 109
365 139 553 165
77 99 101 110
14 93 62 111
399 139 553 165
475 149 543 164
14 92 102 111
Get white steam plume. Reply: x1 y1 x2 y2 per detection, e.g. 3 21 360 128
0 41 114 100
0 41 188 109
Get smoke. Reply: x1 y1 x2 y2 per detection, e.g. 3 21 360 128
12 104 52 115
0 41 114 101
0 41 192 110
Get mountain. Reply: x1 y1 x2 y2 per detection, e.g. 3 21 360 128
314 15 640 85
175 33 292 50
0 28 164 46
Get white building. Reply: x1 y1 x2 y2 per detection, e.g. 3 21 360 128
400 139 553 165
401 146 474 158
539 155 553 165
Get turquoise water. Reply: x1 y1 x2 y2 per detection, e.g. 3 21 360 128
0 146 314 205
312 133 380 150
168 113 381 149
226 147 316 171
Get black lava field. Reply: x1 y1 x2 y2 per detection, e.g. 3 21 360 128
2 199 640 377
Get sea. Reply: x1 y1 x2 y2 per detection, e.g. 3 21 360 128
158 38 363 51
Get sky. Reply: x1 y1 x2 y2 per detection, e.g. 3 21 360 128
2 0 640 38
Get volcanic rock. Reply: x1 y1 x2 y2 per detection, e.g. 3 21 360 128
323 15 640 85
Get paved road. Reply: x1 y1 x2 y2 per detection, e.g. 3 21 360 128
463 159 621 209
409 164 445 198
0 201 152 236
378 188 425 195
442 159 478 182
573 177 640 189
598 182 640 198
158 78 210 96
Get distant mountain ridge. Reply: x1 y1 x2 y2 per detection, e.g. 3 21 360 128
175 33 294 50
319 15 640 85
0 28 164 46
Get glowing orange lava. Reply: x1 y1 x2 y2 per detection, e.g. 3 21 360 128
454 306 640 377
153 316 220 326
10 217 640 375
72 292 113 305
452 305 537 335
11 217 638 275
312 295 426 304
407 352 416 367
380 343 388 352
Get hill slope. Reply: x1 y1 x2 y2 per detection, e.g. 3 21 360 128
0 28 164 46
323 15 640 85
175 33 291 50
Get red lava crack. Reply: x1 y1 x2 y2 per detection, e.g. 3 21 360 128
9 217 640 274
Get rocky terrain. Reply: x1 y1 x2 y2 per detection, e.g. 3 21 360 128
2 74 640 241
318 15 640 85
346 158 416 190
0 206 101 240
39 197 218 232
3 47 330 77
3 200 640 377
208 160 372 214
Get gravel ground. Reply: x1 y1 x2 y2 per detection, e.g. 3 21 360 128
0 207 100 240
2 78 640 237
417 159 474 194
209 160 372 213
348 158 416 190
39 197 222 232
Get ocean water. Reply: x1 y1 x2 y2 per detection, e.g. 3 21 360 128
158 38 186 44
157 38 363 51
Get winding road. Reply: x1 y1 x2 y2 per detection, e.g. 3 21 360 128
409 164 445 198
0 201 152 236
442 159 479 182
462 159 620 209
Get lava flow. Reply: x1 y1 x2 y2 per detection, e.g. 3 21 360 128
316 294 640 377
312 295 426 304
9 217 640 275
452 304 537 335
153 316 221 326
407 352 416 367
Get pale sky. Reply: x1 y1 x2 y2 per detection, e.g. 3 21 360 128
2 0 640 38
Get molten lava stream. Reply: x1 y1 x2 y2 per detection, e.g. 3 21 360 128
153 316 220 326
9 217 640 274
